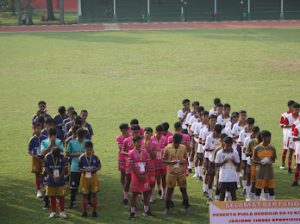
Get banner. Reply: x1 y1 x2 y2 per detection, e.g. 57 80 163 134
210 200 300 224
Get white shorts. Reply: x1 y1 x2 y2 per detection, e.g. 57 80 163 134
283 128 289 149
197 143 203 153
295 142 300 164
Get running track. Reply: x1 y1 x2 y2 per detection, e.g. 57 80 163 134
0 20 300 33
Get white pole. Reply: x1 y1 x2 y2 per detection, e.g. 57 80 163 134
147 0 150 16
214 0 217 15
78 0 81 16
113 0 117 21
280 0 284 19
248 0 250 14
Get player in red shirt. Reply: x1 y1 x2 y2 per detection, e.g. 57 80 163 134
283 103 300 173
279 100 295 170
128 135 152 219
115 123 130 203
151 125 167 199
121 124 140 204
143 127 157 202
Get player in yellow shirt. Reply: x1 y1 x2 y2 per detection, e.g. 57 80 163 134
163 133 190 215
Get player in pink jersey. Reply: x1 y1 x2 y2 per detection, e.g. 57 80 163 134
168 122 191 176
162 122 173 146
121 124 140 204
283 103 300 173
151 125 167 199
168 122 191 152
292 122 300 186
130 118 144 137
143 127 157 202
279 100 295 170
116 123 130 202
128 135 152 219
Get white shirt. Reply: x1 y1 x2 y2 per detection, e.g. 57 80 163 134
178 109 189 130
209 108 216 116
231 122 246 138
215 149 240 183
217 114 231 127
204 133 220 161
190 120 199 134
238 129 252 160
197 124 207 153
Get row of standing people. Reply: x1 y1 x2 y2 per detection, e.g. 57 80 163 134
28 101 101 219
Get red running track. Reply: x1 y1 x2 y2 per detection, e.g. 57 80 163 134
0 21 300 33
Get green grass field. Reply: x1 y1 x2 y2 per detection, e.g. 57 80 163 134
0 28 300 224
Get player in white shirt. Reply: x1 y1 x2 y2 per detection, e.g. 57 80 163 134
231 110 247 187
195 111 209 181
217 103 231 128
204 124 222 204
292 122 300 186
244 126 260 200
215 137 240 201
209 98 221 116
238 117 255 196
223 112 239 137
283 103 300 173
186 102 200 173
200 115 217 196
191 107 204 178
186 101 200 133
279 100 295 170
177 99 190 134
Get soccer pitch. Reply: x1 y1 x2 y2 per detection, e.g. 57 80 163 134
0 28 300 224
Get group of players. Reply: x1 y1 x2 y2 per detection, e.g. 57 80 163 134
28 98 287 220
28 101 100 219
279 100 300 186
116 98 278 218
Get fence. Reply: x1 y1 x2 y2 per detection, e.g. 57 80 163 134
0 0 300 25
79 0 300 23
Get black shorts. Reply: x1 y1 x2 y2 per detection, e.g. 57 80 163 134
182 129 188 134
69 172 81 189
219 182 237 192
197 153 204 160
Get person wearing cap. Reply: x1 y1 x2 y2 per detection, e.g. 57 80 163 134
215 137 240 201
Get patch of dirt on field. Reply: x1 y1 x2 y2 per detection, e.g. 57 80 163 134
267 59 300 73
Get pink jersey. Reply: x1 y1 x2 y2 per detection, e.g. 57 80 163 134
164 131 173 145
168 133 190 146
151 135 167 173
123 136 134 153
116 135 127 151
139 127 144 137
123 136 134 174
142 139 157 184
116 135 127 171
128 149 150 193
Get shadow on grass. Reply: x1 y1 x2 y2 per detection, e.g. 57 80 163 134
0 174 209 224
